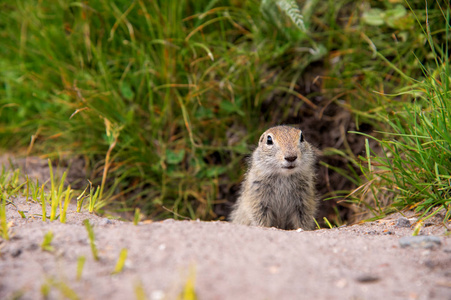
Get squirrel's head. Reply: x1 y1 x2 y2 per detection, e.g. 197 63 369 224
253 125 315 176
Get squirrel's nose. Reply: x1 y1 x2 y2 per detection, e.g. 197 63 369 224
284 156 297 162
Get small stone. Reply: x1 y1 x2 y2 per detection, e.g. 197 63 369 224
27 243 39 251
150 290 165 300
11 248 22 258
335 278 348 288
424 220 435 227
424 260 436 268
99 218 113 226
268 265 280 274
355 274 380 283
399 236 442 249
395 217 411 228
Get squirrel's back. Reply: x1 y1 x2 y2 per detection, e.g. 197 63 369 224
230 125 317 230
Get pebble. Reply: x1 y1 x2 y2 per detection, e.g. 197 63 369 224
27 243 39 251
99 218 113 226
150 290 165 300
355 274 380 283
399 236 442 249
366 230 378 235
395 217 411 228
424 260 436 268
11 248 22 258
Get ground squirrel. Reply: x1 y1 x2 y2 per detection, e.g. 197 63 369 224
230 125 318 230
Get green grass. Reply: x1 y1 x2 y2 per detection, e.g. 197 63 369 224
0 160 79 223
41 230 55 252
83 219 99 261
178 266 197 300
0 193 11 240
112 248 128 275
87 180 101 214
44 278 80 300
60 185 72 223
134 280 148 300
0 0 327 220
76 256 86 280
345 1 451 223
48 159 68 221
0 0 450 222
133 208 141 225
0 166 25 240
76 185 88 213
40 184 47 222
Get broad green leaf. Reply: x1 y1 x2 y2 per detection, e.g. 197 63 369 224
362 8 385 26
166 149 185 164
120 82 134 101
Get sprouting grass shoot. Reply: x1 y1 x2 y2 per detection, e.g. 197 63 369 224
41 231 55 252
112 248 128 275
83 219 99 261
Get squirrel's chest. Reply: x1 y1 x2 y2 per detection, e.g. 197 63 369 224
243 171 314 230
252 177 304 229
248 174 305 207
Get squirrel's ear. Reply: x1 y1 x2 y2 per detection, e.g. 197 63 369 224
259 134 265 143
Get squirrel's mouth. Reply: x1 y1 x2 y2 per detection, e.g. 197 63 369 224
282 165 296 170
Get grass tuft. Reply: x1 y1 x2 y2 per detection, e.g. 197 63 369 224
17 210 26 219
45 278 80 300
60 185 72 223
76 256 86 280
87 180 101 214
41 230 55 252
112 248 128 275
83 219 99 261
134 280 148 300
133 208 141 225
348 2 451 222
48 159 68 221
178 266 197 300
0 193 11 240
41 185 47 222
412 221 423 236
76 185 89 213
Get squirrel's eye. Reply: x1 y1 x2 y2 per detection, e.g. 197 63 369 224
300 132 304 143
266 135 273 145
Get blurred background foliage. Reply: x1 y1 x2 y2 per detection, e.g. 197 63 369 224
0 0 449 223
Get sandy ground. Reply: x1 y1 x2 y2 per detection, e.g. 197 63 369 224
1 155 450 299
1 195 450 300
